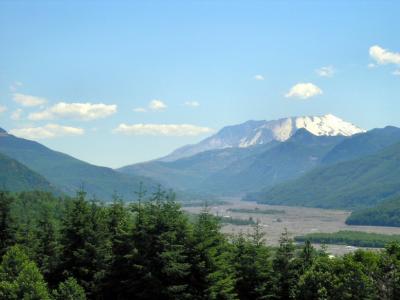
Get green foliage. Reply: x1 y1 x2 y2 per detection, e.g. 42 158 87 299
272 229 299 299
0 245 51 300
295 231 400 248
0 191 15 256
53 277 86 300
346 196 400 227
60 190 111 297
188 208 237 299
232 222 273 300
5 189 400 299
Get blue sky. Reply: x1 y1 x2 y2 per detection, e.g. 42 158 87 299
0 1 399 167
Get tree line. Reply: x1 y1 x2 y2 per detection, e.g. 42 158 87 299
2 189 400 299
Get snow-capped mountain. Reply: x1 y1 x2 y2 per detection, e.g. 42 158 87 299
160 114 365 161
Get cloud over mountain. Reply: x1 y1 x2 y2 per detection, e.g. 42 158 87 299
10 124 84 139
285 83 323 99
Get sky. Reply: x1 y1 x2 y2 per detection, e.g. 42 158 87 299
0 0 399 168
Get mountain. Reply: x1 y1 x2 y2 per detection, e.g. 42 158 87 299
0 128 158 200
247 141 400 209
119 142 278 192
120 129 346 196
0 152 54 192
160 114 364 162
322 126 400 164
196 129 346 195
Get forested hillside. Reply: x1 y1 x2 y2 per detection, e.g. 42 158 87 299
0 153 54 192
248 142 400 209
2 189 400 299
121 129 345 196
346 196 400 227
0 130 157 200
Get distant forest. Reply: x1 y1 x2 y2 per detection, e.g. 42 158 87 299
2 190 400 299
346 196 400 227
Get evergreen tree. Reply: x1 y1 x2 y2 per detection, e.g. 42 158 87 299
123 190 192 300
53 277 86 300
101 195 134 299
232 223 273 300
60 190 111 297
0 191 15 256
35 206 61 287
0 245 51 300
272 228 297 299
188 207 237 300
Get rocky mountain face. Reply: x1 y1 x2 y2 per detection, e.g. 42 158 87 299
160 114 365 161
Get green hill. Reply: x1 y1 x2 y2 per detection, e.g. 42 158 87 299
346 196 400 227
247 142 400 209
0 129 158 200
0 152 54 192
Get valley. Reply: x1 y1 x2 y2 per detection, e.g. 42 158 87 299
183 198 400 255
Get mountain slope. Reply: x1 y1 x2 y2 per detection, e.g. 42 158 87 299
0 152 54 192
120 130 345 196
161 114 364 161
346 196 400 227
196 129 346 195
322 126 400 164
119 142 277 191
0 128 157 200
247 142 400 209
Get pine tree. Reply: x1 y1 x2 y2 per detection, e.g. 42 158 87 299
232 222 273 300
124 190 192 299
187 208 237 300
0 191 15 256
101 194 134 299
0 245 51 300
60 190 111 297
35 206 61 287
53 277 86 300
272 228 297 300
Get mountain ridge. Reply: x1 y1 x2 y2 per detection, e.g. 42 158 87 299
160 114 365 162
0 128 158 200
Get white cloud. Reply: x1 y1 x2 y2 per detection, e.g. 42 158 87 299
369 45 400 65
367 63 376 69
253 75 265 81
28 102 117 121
10 109 23 120
0 105 7 113
113 123 213 136
133 107 147 113
285 83 323 99
149 99 167 111
393 70 400 76
13 93 47 107
184 101 200 107
316 66 335 77
9 81 22 92
9 124 84 139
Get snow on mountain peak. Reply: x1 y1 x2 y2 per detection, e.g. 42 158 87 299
160 114 365 161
